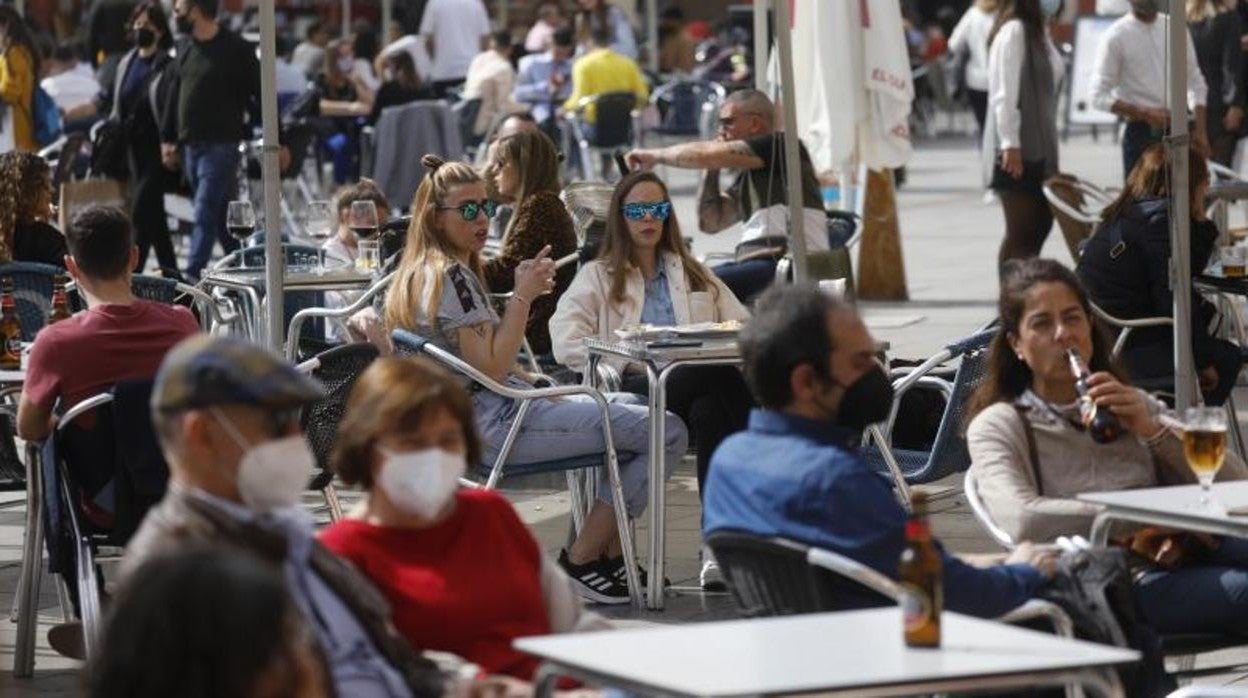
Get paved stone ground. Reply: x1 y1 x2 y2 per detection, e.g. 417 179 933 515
6 128 1248 694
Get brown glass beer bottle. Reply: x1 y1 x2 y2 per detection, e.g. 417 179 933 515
899 491 942 648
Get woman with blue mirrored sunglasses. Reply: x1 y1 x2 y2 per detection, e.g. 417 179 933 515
551 171 756 590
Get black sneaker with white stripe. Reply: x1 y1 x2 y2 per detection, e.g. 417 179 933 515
557 549 630 605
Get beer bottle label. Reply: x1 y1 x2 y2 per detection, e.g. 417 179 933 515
900 584 933 631
1078 395 1097 427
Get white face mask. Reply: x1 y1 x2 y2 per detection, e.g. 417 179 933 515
337 56 354 73
212 409 314 512
1040 0 1062 18
376 448 466 519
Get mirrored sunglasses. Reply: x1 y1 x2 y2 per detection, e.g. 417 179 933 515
437 199 498 221
621 201 672 222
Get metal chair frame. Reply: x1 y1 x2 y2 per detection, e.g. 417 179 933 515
568 92 643 182
390 328 644 607
285 271 396 360
50 391 118 661
1090 302 1247 460
862 330 996 508
67 275 238 334
646 78 726 142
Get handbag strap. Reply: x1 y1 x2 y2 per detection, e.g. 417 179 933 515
1013 404 1044 496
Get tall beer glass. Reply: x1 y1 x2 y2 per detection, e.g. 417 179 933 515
1184 407 1227 508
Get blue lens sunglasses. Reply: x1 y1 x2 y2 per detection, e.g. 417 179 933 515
621 201 672 222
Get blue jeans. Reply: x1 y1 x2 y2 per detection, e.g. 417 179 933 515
713 258 778 304
184 142 242 279
473 387 687 518
1135 536 1248 634
1122 121 1162 179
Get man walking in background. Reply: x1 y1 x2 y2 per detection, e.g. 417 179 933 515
161 0 260 282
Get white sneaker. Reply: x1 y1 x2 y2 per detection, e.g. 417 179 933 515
700 550 725 592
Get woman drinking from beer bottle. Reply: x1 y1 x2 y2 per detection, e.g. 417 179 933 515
966 257 1248 635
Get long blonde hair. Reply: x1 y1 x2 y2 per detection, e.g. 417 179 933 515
600 171 719 305
491 131 561 242
384 155 487 332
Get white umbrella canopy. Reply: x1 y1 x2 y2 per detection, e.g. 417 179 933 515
787 0 913 174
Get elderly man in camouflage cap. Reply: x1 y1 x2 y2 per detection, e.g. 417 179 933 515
119 334 448 698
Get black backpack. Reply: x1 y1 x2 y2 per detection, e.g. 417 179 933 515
1040 548 1174 698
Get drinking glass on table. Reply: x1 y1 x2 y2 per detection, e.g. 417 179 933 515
1220 246 1246 279
1183 406 1228 508
357 239 381 273
305 200 334 274
226 200 257 243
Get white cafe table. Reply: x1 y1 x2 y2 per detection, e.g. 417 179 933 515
516 608 1137 697
1079 481 1248 546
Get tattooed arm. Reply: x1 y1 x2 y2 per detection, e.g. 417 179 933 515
626 139 765 171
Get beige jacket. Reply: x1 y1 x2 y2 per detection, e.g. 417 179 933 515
967 393 1248 543
549 254 748 373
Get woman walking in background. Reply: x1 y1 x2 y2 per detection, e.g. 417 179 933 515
0 6 40 153
984 0 1063 272
1189 0 1244 166
949 0 999 135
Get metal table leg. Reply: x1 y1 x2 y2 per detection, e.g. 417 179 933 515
645 362 671 610
14 443 42 677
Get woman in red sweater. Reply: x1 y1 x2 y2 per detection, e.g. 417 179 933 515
319 356 608 681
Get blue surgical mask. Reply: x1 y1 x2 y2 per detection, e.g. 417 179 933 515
1040 0 1062 18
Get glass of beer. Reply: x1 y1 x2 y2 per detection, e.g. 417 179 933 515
1183 407 1228 508
1221 246 1246 278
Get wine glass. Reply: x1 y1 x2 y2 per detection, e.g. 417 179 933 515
349 200 379 241
1183 406 1227 509
226 200 257 243
304 200 334 274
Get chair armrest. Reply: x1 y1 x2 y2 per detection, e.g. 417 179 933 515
285 272 395 360
1042 183 1101 225
805 546 902 602
56 393 115 433
999 599 1075 639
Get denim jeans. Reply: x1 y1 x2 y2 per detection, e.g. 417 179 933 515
184 142 242 279
1135 536 1248 634
712 258 778 304
473 387 688 518
1121 121 1162 179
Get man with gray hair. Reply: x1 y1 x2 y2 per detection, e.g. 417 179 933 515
626 89 825 303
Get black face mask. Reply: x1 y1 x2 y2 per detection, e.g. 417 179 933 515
828 366 895 432
175 12 193 34
134 27 157 49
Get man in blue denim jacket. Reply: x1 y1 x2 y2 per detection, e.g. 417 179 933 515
703 284 1055 617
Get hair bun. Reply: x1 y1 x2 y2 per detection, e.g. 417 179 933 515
421 154 446 171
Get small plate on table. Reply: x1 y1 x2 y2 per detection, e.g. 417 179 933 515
614 320 744 342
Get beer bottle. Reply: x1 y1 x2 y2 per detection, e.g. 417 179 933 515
1066 348 1122 444
899 491 942 648
0 280 21 370
47 274 70 325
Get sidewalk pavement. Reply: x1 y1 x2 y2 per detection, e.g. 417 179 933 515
6 130 1248 694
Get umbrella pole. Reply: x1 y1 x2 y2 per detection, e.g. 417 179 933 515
260 0 284 350
341 0 350 38
646 0 659 73
774 0 807 283
382 0 393 53
753 0 769 90
1168 0 1195 409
